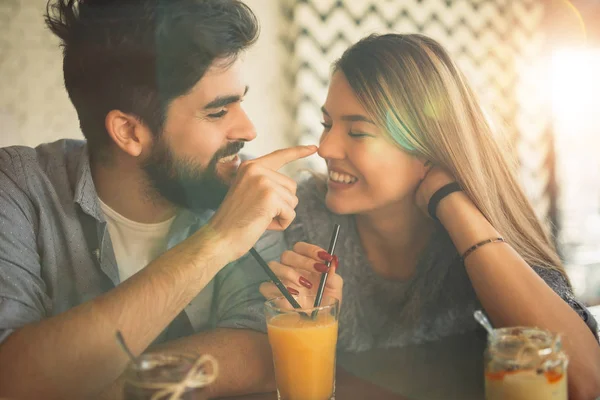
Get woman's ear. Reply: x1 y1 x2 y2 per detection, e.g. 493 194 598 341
421 159 433 180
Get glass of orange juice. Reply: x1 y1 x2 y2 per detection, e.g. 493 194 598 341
265 295 340 400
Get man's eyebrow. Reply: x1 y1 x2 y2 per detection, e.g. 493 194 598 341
203 86 249 110
321 106 376 125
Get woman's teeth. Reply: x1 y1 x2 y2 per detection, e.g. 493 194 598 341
218 154 237 164
329 171 357 184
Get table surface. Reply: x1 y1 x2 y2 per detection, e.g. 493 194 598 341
220 308 600 400
221 331 488 400
222 368 408 400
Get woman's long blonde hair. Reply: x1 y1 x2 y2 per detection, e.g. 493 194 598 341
334 33 565 278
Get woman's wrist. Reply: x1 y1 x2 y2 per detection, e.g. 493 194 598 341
435 189 470 220
417 167 501 254
435 191 500 255
427 182 462 220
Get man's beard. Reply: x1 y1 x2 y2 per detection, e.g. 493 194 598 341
142 137 244 211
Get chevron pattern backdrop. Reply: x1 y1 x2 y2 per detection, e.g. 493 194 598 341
0 0 555 231
280 0 553 227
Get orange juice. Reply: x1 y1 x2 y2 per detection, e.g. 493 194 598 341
267 312 338 400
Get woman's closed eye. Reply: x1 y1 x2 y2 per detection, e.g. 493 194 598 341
321 122 374 138
348 131 371 138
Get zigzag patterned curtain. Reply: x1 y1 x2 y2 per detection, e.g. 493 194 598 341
281 0 553 227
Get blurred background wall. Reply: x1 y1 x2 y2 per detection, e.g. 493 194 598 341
0 0 291 153
1 0 599 304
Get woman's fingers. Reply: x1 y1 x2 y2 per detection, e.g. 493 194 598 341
259 281 281 299
292 241 330 261
260 244 343 304
259 280 311 300
282 243 340 275
266 260 318 292
325 269 343 291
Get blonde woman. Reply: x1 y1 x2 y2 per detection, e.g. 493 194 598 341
260 34 600 399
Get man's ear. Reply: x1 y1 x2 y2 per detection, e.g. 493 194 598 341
105 110 153 157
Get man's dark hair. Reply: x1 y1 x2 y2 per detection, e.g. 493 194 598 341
45 0 259 159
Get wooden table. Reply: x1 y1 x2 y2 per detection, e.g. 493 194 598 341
221 308 600 400
222 331 488 400
222 369 408 400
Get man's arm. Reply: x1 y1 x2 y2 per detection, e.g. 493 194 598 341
95 231 284 400
0 226 230 400
0 145 316 400
94 329 274 400
157 328 274 398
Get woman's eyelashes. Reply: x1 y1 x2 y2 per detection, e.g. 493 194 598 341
348 131 370 138
320 122 372 138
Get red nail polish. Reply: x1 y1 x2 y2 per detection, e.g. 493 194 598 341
286 287 299 296
299 276 313 289
318 251 333 262
314 263 329 273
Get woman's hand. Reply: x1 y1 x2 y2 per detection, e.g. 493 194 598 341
259 242 343 306
415 165 457 218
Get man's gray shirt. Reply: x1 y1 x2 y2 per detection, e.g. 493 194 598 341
0 139 280 343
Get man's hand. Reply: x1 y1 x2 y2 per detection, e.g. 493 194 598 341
208 145 317 263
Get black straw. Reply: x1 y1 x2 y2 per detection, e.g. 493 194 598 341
249 247 303 310
313 224 341 308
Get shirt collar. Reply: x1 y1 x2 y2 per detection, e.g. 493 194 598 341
73 144 105 222
166 208 213 250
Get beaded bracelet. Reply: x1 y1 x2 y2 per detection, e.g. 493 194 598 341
461 237 505 262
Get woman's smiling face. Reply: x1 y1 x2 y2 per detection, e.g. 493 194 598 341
318 71 426 216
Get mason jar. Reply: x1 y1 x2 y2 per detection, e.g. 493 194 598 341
484 327 568 400
123 352 218 400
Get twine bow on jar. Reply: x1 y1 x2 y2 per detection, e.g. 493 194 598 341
125 354 219 400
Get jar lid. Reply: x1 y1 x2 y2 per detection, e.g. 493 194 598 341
487 327 566 370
